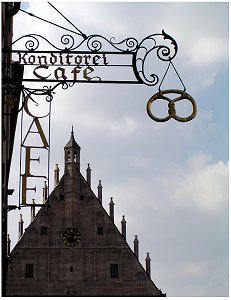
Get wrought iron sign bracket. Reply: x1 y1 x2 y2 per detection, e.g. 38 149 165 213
2 29 197 122
2 28 197 208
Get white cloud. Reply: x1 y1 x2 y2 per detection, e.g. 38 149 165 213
109 117 137 136
187 152 212 170
187 38 227 67
165 154 228 213
180 261 207 278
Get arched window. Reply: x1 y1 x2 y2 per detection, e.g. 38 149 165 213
67 150 71 162
74 151 77 162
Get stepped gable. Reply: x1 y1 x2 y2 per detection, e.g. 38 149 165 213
6 129 165 296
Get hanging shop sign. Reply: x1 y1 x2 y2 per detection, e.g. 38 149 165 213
2 30 197 207
3 31 197 120
3 31 178 85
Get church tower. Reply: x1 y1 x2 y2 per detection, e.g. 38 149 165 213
64 126 81 174
6 129 165 296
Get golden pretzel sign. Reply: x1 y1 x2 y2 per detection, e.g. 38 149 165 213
146 89 197 122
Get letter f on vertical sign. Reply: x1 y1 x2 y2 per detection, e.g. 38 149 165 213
21 146 47 205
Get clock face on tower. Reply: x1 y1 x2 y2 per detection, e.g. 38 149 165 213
63 228 81 247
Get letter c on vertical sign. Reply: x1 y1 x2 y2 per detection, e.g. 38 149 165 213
24 92 50 118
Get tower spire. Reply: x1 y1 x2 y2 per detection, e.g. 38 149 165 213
64 126 81 174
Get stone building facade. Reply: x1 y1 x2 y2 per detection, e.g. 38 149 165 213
6 130 165 296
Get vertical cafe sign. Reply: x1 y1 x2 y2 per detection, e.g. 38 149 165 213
19 89 51 206
3 30 196 206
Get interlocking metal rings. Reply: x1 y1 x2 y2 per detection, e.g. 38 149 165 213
146 89 197 122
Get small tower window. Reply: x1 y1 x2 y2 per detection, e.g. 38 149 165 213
70 266 73 272
40 226 48 235
97 226 104 235
25 264 33 278
110 264 119 278
67 150 71 162
74 151 77 162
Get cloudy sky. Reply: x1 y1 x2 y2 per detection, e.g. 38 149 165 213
7 1 228 297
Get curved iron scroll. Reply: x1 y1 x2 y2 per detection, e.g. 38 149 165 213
2 81 69 116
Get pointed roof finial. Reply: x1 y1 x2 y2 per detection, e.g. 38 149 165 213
109 197 115 222
145 252 151 277
98 180 103 204
109 197 114 205
86 163 92 187
121 215 126 223
121 215 127 240
134 235 139 259
64 125 80 149
18 214 24 240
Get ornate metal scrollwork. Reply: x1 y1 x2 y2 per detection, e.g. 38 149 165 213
3 30 178 87
2 26 197 122
134 30 178 86
2 81 68 116
146 89 197 122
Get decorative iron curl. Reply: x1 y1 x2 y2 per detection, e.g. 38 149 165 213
2 81 73 116
2 34 80 51
156 30 178 61
86 34 138 52
109 36 138 52
42 86 56 102
60 35 75 50
86 35 103 51
2 34 57 51
24 36 39 51
3 30 177 57
134 30 178 86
